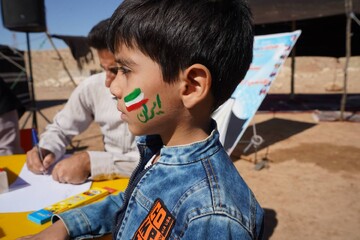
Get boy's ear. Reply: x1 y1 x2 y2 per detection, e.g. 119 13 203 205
180 64 212 109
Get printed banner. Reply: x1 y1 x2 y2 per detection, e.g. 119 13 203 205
213 30 301 155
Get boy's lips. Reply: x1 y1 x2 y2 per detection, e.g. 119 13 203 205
116 103 125 114
117 105 128 121
118 108 126 120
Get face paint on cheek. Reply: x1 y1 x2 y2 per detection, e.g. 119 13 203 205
137 94 165 123
124 88 149 112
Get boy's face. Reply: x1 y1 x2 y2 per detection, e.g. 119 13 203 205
110 44 184 137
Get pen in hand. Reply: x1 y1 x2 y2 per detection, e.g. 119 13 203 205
31 128 46 174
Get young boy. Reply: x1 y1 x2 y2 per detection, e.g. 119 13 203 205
20 0 264 239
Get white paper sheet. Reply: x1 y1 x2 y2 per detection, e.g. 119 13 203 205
0 164 91 213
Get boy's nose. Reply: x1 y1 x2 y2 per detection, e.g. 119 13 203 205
109 76 123 99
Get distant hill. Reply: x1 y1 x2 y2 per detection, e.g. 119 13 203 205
25 48 360 94
25 48 101 87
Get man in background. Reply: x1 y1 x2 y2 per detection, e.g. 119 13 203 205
0 77 24 155
26 19 139 184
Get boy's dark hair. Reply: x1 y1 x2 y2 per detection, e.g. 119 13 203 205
88 19 110 50
108 0 254 109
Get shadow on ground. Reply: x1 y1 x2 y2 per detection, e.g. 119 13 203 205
232 117 316 157
259 94 360 111
262 208 278 240
35 99 67 110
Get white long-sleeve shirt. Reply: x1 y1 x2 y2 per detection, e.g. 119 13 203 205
39 72 139 180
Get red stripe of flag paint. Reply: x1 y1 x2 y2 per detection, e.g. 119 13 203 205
124 88 149 112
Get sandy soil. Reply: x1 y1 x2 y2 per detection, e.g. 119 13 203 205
18 51 360 240
234 112 360 240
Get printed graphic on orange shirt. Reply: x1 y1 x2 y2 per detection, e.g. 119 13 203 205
132 198 175 240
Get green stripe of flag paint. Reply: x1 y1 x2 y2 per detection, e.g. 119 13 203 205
124 88 149 112
124 88 141 103
125 92 145 107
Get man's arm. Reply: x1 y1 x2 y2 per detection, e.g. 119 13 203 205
51 152 91 184
43 150 138 184
27 73 139 183
88 150 139 180
26 146 55 174
27 78 95 175
39 81 95 161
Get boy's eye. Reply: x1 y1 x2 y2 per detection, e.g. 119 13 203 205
120 66 131 74
114 66 130 75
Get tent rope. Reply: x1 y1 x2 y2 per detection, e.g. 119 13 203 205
0 51 26 72
243 124 264 154
350 12 360 26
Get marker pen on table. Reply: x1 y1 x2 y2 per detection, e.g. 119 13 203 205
31 128 46 174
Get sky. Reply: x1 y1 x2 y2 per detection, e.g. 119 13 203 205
0 0 123 51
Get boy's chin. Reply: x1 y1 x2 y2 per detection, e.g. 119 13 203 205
128 125 146 137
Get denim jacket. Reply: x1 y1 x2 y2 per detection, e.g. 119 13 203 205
57 121 264 239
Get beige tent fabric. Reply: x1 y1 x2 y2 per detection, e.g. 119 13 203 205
249 0 360 24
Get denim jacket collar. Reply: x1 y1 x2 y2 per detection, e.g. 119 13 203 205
136 120 221 165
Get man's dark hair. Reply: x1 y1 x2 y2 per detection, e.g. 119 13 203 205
88 19 110 50
108 0 254 109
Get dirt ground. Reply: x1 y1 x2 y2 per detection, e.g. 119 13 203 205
19 53 360 240
234 113 360 240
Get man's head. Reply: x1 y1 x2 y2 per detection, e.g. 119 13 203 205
88 19 117 87
107 0 254 109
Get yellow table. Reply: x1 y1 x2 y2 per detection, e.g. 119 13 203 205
0 155 129 239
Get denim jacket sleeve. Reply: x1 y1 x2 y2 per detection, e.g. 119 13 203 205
180 214 253 240
54 192 125 239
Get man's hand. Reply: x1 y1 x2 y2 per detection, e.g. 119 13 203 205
17 220 69 240
26 147 55 174
52 152 91 184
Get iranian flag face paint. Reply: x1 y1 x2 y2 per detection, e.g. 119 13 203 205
124 88 149 112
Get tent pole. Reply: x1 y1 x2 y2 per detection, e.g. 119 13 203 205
340 0 352 120
25 32 38 129
290 20 296 99
45 32 77 87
